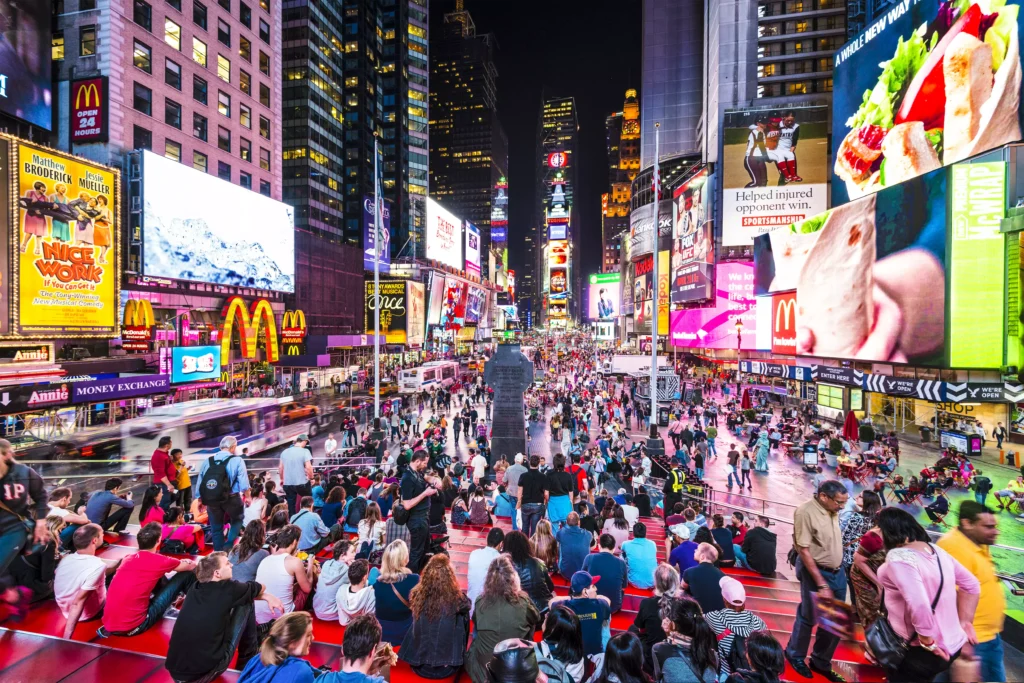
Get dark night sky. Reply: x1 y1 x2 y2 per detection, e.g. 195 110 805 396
429 0 643 282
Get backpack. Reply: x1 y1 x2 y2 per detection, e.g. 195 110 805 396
346 496 368 528
533 643 574 683
199 455 237 505
160 539 188 555
717 628 748 675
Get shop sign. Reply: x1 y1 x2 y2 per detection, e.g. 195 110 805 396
0 382 71 415
862 375 945 402
71 374 169 403
281 310 307 356
0 342 53 363
945 383 1008 403
70 77 109 143
810 366 861 387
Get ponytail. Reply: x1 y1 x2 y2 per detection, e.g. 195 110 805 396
659 596 719 676
259 612 312 666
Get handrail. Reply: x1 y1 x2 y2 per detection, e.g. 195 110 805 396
681 490 794 527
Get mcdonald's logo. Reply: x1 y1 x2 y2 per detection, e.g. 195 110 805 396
74 82 100 109
220 296 280 363
771 293 797 355
281 310 307 341
70 77 108 143
123 299 155 327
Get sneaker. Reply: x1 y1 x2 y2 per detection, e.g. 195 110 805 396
785 653 813 679
809 663 846 682
164 607 181 619
96 626 110 638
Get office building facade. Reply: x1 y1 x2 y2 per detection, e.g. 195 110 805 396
603 89 640 273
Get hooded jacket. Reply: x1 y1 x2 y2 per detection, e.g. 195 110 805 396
741 527 778 577
337 584 376 625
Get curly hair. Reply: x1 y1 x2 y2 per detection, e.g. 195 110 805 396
480 554 526 607
408 554 464 620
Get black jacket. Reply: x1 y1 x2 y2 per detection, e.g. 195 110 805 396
741 527 777 577
514 557 554 611
398 594 471 669
725 670 781 683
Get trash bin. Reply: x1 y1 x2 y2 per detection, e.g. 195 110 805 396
658 406 670 427
920 426 932 443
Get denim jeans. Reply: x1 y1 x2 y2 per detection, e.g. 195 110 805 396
158 483 177 510
101 506 133 533
521 503 544 537
975 492 989 505
733 544 749 569
741 470 752 487
707 441 717 456
108 571 196 636
727 469 739 488
283 483 312 515
169 602 259 683
696 468 704 479
976 635 1006 683
207 494 244 551
0 519 28 592
507 495 519 530
786 557 847 670
407 516 429 573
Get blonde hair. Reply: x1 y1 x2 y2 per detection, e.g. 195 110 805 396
480 554 526 607
378 539 411 583
45 514 66 546
259 611 312 666
695 542 718 563
531 519 559 568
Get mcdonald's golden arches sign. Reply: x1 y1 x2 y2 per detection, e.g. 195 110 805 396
281 310 307 355
70 77 108 143
122 299 154 351
220 296 279 363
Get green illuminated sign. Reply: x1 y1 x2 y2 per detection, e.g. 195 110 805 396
949 161 1006 368
588 272 621 285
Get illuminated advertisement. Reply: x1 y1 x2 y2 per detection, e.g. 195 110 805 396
491 178 508 228
426 198 463 269
547 152 569 168
362 195 391 273
670 262 757 350
621 232 633 315
550 268 568 294
406 281 426 346
426 271 445 326
171 345 222 383
491 227 507 243
465 286 485 324
70 77 108 143
671 168 714 303
628 200 673 259
632 254 654 333
465 222 481 277
549 297 568 318
507 269 516 303
752 166 947 364
141 151 294 291
950 161 1006 368
365 281 408 344
721 106 829 247
440 276 468 331
16 141 120 337
771 292 797 355
658 250 670 336
0 2 50 130
833 0 1024 206
588 273 621 321
548 224 568 240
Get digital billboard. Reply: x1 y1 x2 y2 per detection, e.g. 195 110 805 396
632 254 654 333
588 273 621 321
16 141 120 337
548 224 568 240
362 195 391 273
171 346 222 383
721 106 829 247
365 280 408 344
406 281 426 346
752 166 948 364
550 268 568 294
549 240 569 267
465 222 481 277
629 200 673 259
0 2 50 130
439 276 468 331
671 168 714 303
670 262 757 350
771 292 797 355
426 271 445 326
141 151 294 292
426 198 463 269
832 0 1024 206
465 286 485 324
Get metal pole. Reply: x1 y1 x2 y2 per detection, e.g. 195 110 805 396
373 136 381 420
650 122 660 439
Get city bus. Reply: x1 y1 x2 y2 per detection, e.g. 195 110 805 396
398 360 460 393
119 397 322 473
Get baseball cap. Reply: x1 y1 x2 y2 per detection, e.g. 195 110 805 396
720 576 746 606
570 571 600 595
296 435 310 443
669 524 690 540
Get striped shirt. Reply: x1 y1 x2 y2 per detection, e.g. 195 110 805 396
704 609 767 675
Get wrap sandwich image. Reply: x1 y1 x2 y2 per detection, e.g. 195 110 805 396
835 0 1021 199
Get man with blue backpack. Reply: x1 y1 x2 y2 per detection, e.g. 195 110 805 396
198 435 250 551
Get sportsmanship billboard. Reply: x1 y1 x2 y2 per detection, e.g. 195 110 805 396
0 2 50 130
142 151 294 291
406 281 426 346
752 165 948 365
670 261 757 350
587 273 621 321
426 198 463 269
465 222 481 277
362 195 391 273
832 0 1024 207
671 168 714 303
365 280 408 344
721 106 829 247
171 346 221 384
16 141 120 337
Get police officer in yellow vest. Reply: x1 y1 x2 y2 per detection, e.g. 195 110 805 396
662 463 686 521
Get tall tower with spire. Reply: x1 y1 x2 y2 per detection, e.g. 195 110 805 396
602 89 641 273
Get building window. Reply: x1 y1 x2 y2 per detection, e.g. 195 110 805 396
240 137 251 161
240 2 251 26
193 112 208 140
52 33 65 61
165 98 182 128
217 19 231 46
80 26 97 56
193 151 208 172
786 81 809 95
239 69 251 94
165 18 181 50
259 82 270 107
259 18 269 43
218 125 231 152
239 36 251 61
165 58 182 89
133 82 152 115
217 54 231 82
134 125 153 150
165 139 182 162
259 51 270 75
134 0 152 31
240 171 252 189
193 74 208 103
218 160 231 180
240 103 251 128
193 0 207 29
218 0 230 8
259 179 270 196
133 40 152 72
218 90 230 116
258 115 269 139
193 37 207 66
259 147 270 171
166 0 182 11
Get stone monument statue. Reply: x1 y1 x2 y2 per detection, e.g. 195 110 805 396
483 342 534 466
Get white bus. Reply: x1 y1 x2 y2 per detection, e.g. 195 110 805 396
119 397 317 473
398 360 460 393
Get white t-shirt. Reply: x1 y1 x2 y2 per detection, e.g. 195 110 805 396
467 546 500 613
48 504 70 519
54 553 107 620
324 438 338 456
243 497 268 525
471 454 488 482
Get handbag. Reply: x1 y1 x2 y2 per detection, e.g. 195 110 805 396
864 543 945 670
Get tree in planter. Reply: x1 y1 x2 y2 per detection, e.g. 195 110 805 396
829 438 843 455
743 408 757 423
858 423 876 447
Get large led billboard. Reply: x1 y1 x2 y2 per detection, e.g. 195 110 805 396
588 273 621 321
365 280 408 344
465 222 481 277
426 198 463 269
832 0 1024 206
629 200 673 259
362 195 391 273
171 345 221 383
406 281 426 346
670 262 757 350
671 168 714 303
0 3 50 130
439 276 468 330
141 151 294 292
16 141 120 337
426 271 445 326
721 106 829 247
752 166 947 365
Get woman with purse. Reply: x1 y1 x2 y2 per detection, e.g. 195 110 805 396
870 508 980 682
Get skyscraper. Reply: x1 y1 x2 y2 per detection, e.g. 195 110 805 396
603 89 640 273
429 0 509 279
757 0 845 100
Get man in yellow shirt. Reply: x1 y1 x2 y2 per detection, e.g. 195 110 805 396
993 474 1024 510
937 501 1004 682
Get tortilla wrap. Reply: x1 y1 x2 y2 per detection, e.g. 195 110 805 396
796 195 877 358
768 228 821 292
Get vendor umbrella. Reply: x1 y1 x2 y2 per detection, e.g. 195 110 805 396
842 410 860 442
741 388 752 411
